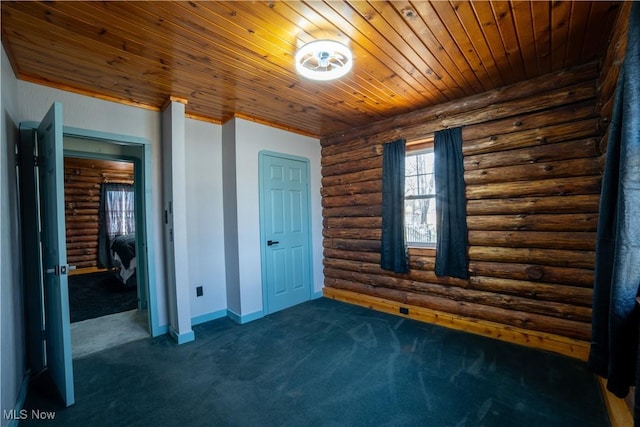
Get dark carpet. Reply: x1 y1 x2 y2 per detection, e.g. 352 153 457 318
68 271 137 323
22 298 609 426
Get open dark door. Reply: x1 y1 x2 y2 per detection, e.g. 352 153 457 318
18 126 46 375
37 102 75 406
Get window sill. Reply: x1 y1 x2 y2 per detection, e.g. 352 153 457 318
408 246 436 257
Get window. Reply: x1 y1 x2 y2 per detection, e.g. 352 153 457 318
104 183 135 238
97 182 135 269
405 148 436 246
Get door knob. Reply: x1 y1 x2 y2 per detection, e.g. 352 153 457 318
267 240 280 246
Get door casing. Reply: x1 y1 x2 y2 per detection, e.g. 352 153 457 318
60 128 160 336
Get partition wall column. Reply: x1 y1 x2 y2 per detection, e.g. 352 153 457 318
161 97 194 344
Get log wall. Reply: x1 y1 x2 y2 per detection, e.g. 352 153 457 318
64 157 134 269
321 62 606 345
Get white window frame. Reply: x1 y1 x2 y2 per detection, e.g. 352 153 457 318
405 142 436 247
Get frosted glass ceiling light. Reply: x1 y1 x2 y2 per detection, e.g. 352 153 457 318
295 40 353 81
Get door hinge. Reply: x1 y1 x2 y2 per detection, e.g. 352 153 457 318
41 329 46 341
33 155 41 167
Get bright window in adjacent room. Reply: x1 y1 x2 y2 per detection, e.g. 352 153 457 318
405 145 436 246
104 184 135 238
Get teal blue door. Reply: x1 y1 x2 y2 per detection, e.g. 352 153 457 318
38 103 75 406
260 153 312 314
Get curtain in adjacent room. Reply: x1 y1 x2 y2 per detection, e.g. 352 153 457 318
380 138 409 273
434 127 469 279
97 183 135 268
588 2 640 412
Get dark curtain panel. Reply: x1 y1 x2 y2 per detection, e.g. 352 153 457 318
434 127 469 279
380 139 409 273
97 183 111 268
588 2 640 407
97 183 135 268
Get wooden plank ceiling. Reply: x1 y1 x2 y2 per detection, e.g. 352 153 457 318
1 1 620 138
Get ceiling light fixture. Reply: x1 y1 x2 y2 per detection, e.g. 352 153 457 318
295 40 353 81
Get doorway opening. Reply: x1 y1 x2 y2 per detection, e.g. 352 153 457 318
63 155 147 358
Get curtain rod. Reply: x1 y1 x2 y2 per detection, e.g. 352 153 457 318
102 178 134 185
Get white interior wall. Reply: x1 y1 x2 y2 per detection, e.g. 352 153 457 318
1 44 25 427
186 119 227 318
221 120 241 315
161 105 177 328
234 118 323 317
